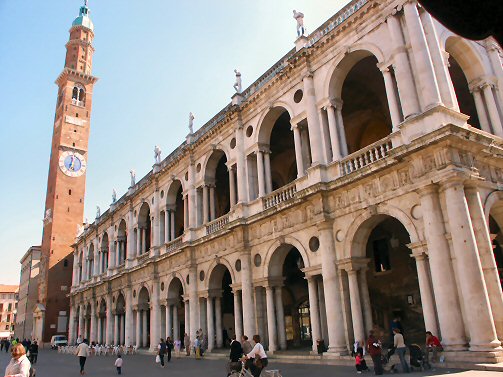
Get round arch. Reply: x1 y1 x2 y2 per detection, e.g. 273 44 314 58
135 284 151 306
202 148 230 181
256 105 295 145
444 36 487 84
264 236 310 278
166 179 184 205
206 257 236 289
343 204 421 259
484 190 503 227
166 274 186 299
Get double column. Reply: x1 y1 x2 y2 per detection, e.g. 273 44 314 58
263 284 287 351
240 252 256 337
106 294 113 345
164 208 176 242
201 184 217 224
165 299 180 341
339 260 366 346
255 149 272 197
150 280 161 351
124 287 134 347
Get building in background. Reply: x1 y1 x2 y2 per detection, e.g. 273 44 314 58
15 246 41 341
0 285 19 340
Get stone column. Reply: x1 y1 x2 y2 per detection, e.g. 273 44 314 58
120 315 125 345
136 228 141 256
114 314 119 345
188 162 197 229
303 73 325 165
200 297 207 334
236 122 247 203
81 248 88 281
184 299 190 337
93 238 99 276
380 67 402 130
359 267 373 336
442 179 500 350
165 210 170 243
150 281 161 350
233 290 243 341
183 195 189 230
291 123 305 178
90 302 97 343
482 83 503 137
209 185 216 221
78 306 85 340
153 189 160 249
127 208 134 262
215 296 223 347
471 87 492 133
142 310 148 347
409 245 439 336
334 101 348 156
207 296 215 351
386 14 420 118
170 210 175 240
318 224 347 354
317 280 329 343
141 228 147 254
189 267 199 340
257 150 266 198
125 288 133 347
420 12 458 110
326 104 341 161
274 286 287 350
418 185 466 349
72 255 78 286
135 310 141 347
264 152 272 194
97 315 102 344
346 268 365 345
265 286 277 352
106 294 113 345
166 303 172 338
173 305 179 341
465 185 503 339
241 252 256 337
307 277 321 353
202 185 209 224
68 305 76 345
486 43 503 101
403 1 442 110
229 167 236 206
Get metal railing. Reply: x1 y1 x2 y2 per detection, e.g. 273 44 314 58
263 182 297 210
340 137 393 176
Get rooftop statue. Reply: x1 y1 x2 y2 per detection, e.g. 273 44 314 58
154 145 162 164
130 169 136 187
112 188 117 203
189 112 195 134
233 69 242 93
96 205 101 219
293 10 305 37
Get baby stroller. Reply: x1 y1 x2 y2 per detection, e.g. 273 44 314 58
409 344 428 371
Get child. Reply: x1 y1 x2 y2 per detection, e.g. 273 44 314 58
174 339 182 358
115 354 123 375
355 349 369 374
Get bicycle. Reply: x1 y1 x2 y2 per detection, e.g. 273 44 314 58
229 361 282 377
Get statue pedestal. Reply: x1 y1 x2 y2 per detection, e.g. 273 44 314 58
186 133 194 144
128 186 135 195
295 35 308 52
153 163 161 174
232 93 243 106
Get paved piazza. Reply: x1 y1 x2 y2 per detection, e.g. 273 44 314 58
1 350 501 377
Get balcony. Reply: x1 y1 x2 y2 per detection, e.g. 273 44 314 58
263 182 297 210
165 236 183 254
339 137 393 176
206 214 230 235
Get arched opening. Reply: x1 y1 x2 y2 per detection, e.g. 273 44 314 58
115 293 126 345
164 278 185 343
269 244 310 350
87 244 94 279
363 216 424 346
207 264 234 349
166 180 184 239
72 84 86 106
117 220 127 264
258 107 298 191
100 233 109 274
138 203 151 254
204 150 230 222
340 55 392 153
137 286 151 348
98 298 107 344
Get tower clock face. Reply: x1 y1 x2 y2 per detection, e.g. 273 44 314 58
59 151 87 177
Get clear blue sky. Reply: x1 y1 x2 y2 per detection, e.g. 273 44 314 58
0 0 347 284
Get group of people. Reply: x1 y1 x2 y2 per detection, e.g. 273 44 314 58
156 337 182 367
357 327 443 375
228 334 268 377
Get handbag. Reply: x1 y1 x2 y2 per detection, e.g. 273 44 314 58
155 354 161 363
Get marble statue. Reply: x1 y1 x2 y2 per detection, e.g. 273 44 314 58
154 145 162 164
293 10 305 37
233 69 242 93
130 169 136 187
112 189 117 203
189 112 195 134
96 205 101 219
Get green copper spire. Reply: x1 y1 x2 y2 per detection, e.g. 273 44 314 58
72 0 94 31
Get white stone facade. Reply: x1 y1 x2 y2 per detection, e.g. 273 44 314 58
70 0 503 362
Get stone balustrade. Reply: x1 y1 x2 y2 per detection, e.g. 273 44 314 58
206 214 230 235
263 182 297 210
339 137 393 176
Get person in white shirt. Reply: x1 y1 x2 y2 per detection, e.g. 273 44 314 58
75 339 90 375
242 335 268 377
4 343 31 377
393 328 410 373
114 354 123 375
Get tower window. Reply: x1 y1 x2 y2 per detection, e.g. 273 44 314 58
72 84 86 106
75 113 79 118
67 207 70 212
63 259 69 267
69 189 72 195
72 143 75 147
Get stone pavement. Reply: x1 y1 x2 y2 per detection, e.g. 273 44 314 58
0 349 501 377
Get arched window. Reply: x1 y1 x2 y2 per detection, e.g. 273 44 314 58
72 84 86 106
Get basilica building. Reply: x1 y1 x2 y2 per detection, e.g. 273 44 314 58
69 0 503 363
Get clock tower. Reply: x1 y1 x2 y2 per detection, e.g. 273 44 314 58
35 0 97 342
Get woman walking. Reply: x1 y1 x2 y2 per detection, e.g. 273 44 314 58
393 328 410 373
4 343 31 377
76 339 90 375
157 339 166 368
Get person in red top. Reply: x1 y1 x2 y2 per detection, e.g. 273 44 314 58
425 331 443 365
367 331 383 375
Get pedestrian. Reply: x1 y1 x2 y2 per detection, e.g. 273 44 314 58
194 336 201 360
114 354 123 375
241 335 252 355
28 341 38 364
166 337 173 362
355 348 369 373
4 343 31 377
367 330 383 375
242 335 268 377
5 339 10 353
393 328 410 373
0 339 4 352
75 338 90 375
425 331 443 366
174 338 181 358
228 335 243 376
157 338 166 368
184 333 191 356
